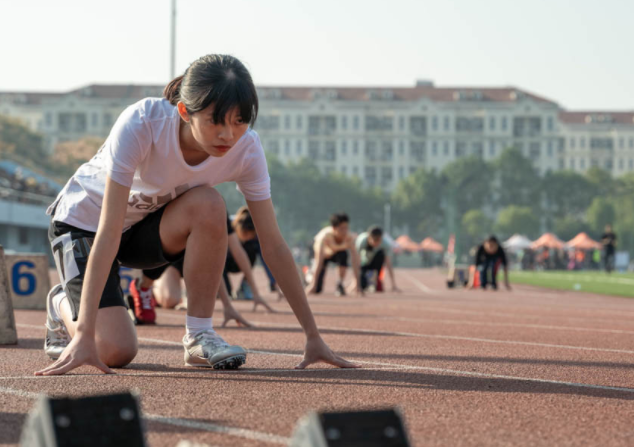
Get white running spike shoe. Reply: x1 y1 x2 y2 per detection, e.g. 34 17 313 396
44 285 71 360
183 330 246 370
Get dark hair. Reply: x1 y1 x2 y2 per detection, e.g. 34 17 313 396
368 225 383 238
233 206 256 233
486 235 500 245
330 213 349 228
164 54 258 126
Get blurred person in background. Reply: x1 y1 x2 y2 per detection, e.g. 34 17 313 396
305 213 361 296
474 236 511 291
355 225 400 293
602 224 617 273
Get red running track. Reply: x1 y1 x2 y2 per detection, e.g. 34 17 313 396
1 268 634 446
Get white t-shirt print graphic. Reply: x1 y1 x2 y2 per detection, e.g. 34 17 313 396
47 98 271 232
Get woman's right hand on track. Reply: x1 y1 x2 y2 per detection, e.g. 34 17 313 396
35 334 115 376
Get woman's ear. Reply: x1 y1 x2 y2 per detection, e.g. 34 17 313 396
177 101 190 122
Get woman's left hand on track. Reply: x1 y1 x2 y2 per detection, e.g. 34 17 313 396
295 336 362 369
222 306 253 328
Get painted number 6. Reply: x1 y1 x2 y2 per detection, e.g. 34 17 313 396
12 261 37 296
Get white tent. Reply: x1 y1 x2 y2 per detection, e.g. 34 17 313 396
503 234 533 251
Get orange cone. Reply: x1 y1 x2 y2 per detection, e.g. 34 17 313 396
470 265 480 289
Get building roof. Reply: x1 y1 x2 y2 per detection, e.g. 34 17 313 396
559 111 634 126
257 85 558 105
0 92 63 105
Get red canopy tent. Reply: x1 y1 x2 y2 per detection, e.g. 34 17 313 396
566 232 602 250
531 233 564 250
395 235 422 252
420 237 444 253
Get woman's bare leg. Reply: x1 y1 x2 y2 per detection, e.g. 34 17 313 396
153 266 183 309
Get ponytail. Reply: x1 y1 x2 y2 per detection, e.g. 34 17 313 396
232 206 255 232
163 75 184 106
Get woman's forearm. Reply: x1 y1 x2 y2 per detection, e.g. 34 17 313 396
263 242 319 338
75 232 120 337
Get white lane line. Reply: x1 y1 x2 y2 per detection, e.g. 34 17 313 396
0 385 41 399
8 328 634 399
0 384 289 444
18 321 634 357
247 322 634 356
400 273 443 295
246 350 634 394
144 413 289 444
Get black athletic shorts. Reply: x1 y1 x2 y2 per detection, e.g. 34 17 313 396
49 206 184 321
326 250 349 267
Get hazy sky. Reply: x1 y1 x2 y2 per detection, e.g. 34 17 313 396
1 0 632 110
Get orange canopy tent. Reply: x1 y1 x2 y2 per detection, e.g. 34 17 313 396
566 232 602 250
395 235 422 252
531 233 564 250
420 237 444 253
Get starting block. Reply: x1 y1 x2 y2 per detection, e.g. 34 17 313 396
20 392 146 447
5 253 51 310
0 246 18 344
290 408 411 446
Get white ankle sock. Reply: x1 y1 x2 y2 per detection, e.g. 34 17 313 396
186 315 213 337
51 291 67 322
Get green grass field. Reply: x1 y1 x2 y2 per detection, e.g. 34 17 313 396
508 270 634 298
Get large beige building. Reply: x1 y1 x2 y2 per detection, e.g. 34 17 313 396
1 82 633 191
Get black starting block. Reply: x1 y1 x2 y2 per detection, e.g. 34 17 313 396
290 408 411 447
20 392 145 447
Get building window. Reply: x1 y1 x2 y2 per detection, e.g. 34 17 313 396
432 116 438 131
365 166 377 185
399 140 404 155
620 138 625 149
570 138 576 149
619 159 624 170
489 141 495 157
529 142 541 160
353 141 359 155
547 141 553 157
580 138 586 149
399 166 404 178
308 141 319 158
630 138 634 149
456 117 484 133
432 141 438 156
580 159 586 169
296 140 303 155
381 166 393 186
547 116 554 131
341 166 347 174
284 140 290 155
443 141 449 156
365 116 393 131
443 116 450 131
455 142 466 157
558 159 565 169
45 112 52 126
472 142 483 157
103 113 112 127
409 117 427 136
353 166 359 176
92 112 98 127
398 116 405 131
489 117 495 131
268 140 280 155
409 141 425 162
501 117 508 131
296 116 303 130
605 160 613 170
630 160 634 169
341 141 348 155
19 227 29 245
342 116 348 130
324 141 336 161
353 116 359 130
285 115 291 130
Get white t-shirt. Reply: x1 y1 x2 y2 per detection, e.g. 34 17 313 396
47 98 271 232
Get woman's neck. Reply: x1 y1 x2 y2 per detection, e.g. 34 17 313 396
179 120 210 166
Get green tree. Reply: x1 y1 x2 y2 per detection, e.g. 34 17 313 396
493 148 540 210
553 216 591 242
495 206 540 239
542 170 597 219
392 168 443 239
461 209 493 249
586 197 616 237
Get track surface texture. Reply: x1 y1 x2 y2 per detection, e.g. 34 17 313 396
2 268 634 446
